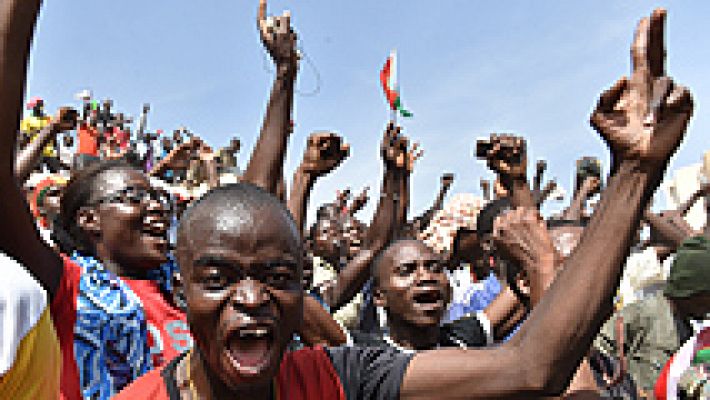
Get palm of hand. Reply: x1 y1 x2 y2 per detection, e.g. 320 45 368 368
590 9 693 166
380 122 422 171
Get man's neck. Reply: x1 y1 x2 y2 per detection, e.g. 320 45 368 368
190 349 274 400
387 316 440 351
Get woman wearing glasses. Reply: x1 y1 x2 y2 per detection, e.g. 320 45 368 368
44 160 187 400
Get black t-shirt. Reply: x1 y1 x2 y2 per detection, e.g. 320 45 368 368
351 314 490 350
150 346 413 400
325 346 414 400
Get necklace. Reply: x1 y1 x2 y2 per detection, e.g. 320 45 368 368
181 350 279 400
184 350 200 400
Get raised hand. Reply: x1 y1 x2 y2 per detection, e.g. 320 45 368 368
380 122 422 172
478 134 528 181
299 132 350 177
335 188 351 211
492 207 557 276
578 175 602 200
52 107 79 133
197 143 215 163
590 8 693 169
441 172 454 189
257 0 298 68
349 186 370 216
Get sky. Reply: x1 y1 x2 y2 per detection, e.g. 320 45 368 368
26 1 710 225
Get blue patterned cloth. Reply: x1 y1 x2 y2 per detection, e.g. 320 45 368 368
71 254 177 399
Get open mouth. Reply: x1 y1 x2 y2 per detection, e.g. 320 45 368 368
224 325 276 376
141 219 168 242
411 289 445 310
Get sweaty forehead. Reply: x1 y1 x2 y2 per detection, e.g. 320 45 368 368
178 202 301 271
378 241 437 275
92 168 147 198
387 241 438 265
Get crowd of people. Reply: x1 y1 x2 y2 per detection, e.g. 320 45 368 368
0 1 708 399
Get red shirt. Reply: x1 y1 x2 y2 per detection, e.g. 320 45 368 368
51 257 189 400
77 124 98 156
124 279 192 367
115 345 413 400
114 347 346 400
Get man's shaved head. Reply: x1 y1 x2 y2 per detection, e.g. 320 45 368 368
177 183 301 268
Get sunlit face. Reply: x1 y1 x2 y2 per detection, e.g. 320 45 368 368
375 240 451 327
311 217 340 265
311 213 365 269
177 205 303 389
81 168 170 270
340 216 365 264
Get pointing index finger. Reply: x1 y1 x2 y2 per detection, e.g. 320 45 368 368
631 16 651 79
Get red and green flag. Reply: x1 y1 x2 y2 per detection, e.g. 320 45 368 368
380 50 413 118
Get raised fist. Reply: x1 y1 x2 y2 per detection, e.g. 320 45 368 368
478 134 528 181
300 132 350 177
441 173 454 188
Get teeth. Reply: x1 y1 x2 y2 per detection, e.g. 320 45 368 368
238 328 269 338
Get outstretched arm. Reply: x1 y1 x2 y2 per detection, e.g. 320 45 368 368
0 0 64 298
242 0 298 194
401 9 692 398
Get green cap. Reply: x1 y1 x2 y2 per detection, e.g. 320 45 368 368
664 235 710 298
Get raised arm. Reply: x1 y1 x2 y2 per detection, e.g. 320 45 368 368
242 0 298 194
318 122 412 310
479 134 536 208
0 0 64 298
287 132 349 233
411 172 453 232
348 186 370 216
396 141 423 234
150 137 201 177
15 107 77 182
401 9 692 398
561 175 601 221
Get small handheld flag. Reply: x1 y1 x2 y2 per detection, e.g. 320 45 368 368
380 50 413 118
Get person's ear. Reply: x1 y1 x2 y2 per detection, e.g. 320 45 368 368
373 286 387 308
76 207 101 236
